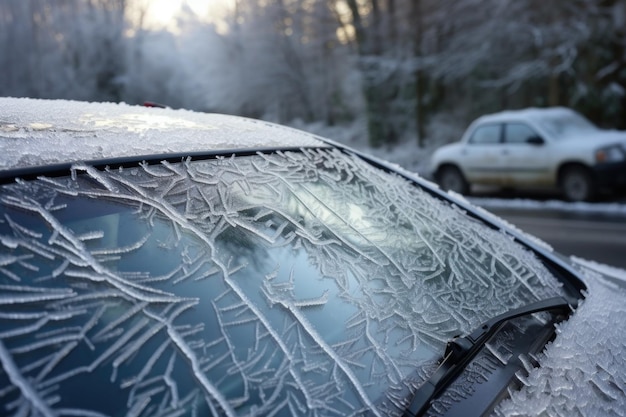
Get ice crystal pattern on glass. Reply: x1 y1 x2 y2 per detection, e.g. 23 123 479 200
493 262 626 417
0 149 563 416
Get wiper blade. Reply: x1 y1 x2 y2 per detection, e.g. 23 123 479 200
403 296 573 417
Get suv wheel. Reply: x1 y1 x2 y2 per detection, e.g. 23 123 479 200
437 166 470 195
560 166 594 202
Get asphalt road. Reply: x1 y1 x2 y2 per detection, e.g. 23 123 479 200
490 208 626 270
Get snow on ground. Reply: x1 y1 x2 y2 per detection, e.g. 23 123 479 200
468 197 626 216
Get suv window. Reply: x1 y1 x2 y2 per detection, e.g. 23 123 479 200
468 124 501 144
505 123 539 144
0 149 564 416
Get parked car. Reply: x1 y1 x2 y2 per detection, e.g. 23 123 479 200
0 98 625 417
430 107 626 201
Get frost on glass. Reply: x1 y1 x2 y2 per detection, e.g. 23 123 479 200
493 262 626 417
0 149 564 416
424 314 551 417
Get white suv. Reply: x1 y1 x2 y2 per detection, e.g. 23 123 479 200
430 107 626 201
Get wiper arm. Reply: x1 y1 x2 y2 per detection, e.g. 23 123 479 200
403 296 573 417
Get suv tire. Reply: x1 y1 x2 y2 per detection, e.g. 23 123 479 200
560 166 594 202
437 166 470 195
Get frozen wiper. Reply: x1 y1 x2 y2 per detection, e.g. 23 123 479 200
403 296 572 417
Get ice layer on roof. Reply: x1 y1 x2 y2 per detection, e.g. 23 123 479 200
0 98 327 171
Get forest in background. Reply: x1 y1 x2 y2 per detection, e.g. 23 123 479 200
1 0 626 155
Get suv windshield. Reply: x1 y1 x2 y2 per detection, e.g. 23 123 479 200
537 112 598 140
0 148 564 416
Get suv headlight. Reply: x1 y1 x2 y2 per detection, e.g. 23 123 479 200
595 145 625 163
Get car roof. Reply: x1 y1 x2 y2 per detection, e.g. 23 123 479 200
473 106 581 125
0 97 328 172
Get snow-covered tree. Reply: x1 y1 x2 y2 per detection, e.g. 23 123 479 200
1 0 625 145
0 0 128 101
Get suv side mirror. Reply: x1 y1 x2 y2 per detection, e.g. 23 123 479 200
526 136 544 146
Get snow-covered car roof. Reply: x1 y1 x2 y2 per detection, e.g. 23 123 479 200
472 106 584 124
0 97 327 172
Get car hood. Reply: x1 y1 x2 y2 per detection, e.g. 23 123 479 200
433 142 462 154
493 257 626 416
558 129 626 148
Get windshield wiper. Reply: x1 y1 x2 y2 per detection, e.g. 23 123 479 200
403 296 573 417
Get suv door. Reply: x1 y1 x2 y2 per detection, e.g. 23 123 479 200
501 122 551 186
462 123 505 185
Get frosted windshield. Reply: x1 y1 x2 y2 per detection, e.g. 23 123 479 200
537 113 598 140
0 149 564 416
